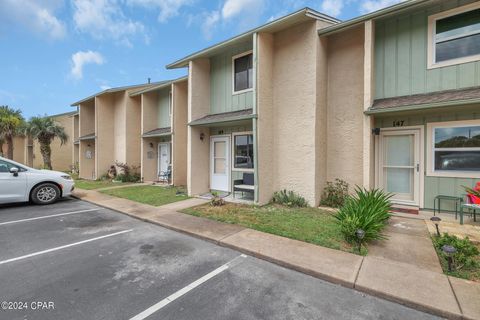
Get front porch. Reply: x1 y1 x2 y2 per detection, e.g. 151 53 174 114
141 127 172 184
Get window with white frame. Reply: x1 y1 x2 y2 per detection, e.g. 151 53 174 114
428 3 480 68
430 123 480 174
233 52 253 93
233 133 254 170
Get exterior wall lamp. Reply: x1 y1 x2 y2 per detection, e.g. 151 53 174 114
200 132 205 141
372 128 381 135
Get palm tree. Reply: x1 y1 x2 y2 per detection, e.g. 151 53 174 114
25 116 68 170
0 106 24 159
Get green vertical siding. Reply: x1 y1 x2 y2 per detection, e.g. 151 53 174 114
157 88 171 128
374 0 480 99
375 108 480 210
210 42 253 114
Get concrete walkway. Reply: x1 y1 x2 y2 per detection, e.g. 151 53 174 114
72 189 479 320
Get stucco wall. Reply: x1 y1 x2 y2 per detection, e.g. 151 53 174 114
79 100 95 136
79 140 95 179
268 20 320 205
188 59 211 196
73 114 79 167
95 95 115 177
125 92 141 167
325 25 365 189
172 80 188 186
112 92 127 164
256 32 274 204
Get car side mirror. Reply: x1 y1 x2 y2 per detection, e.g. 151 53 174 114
9 167 19 177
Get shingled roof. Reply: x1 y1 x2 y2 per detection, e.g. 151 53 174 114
142 127 172 137
189 109 255 126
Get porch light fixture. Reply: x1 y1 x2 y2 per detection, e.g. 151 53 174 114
149 142 154 149
355 229 365 253
200 132 205 141
442 245 457 272
430 216 442 236
372 128 381 135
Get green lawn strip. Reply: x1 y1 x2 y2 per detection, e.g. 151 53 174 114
182 203 356 254
100 186 189 206
74 179 132 190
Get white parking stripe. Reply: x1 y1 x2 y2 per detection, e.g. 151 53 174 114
129 254 247 320
0 208 99 226
0 229 133 265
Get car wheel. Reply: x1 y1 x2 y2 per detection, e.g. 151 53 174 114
31 183 61 205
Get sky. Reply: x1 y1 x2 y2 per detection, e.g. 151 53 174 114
0 0 404 118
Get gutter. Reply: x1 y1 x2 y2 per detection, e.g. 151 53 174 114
318 0 431 36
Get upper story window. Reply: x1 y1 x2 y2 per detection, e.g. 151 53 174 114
427 120 480 178
232 52 253 94
428 2 480 69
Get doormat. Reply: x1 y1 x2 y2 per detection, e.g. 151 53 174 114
390 207 419 215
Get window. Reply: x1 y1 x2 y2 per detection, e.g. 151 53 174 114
233 133 254 170
428 3 480 68
233 52 253 93
427 121 480 177
0 160 24 173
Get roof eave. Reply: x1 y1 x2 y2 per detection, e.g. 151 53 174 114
318 0 431 36
188 114 257 126
167 8 339 69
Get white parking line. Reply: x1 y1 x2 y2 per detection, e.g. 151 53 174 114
0 208 100 226
129 254 247 320
0 229 133 265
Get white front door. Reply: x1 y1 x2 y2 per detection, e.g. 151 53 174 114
378 129 421 206
158 143 170 175
210 136 230 192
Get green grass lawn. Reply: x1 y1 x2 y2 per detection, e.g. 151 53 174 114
100 186 189 206
74 179 132 190
182 203 357 254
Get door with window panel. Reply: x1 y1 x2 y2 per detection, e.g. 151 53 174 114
379 130 421 205
210 136 230 192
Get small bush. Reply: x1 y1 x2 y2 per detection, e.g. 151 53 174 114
320 179 349 208
433 233 479 272
272 190 308 207
114 162 141 183
335 187 392 244
210 191 225 206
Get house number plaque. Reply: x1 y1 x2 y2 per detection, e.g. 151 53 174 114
392 120 405 127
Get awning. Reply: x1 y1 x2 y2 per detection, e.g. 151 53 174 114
366 87 480 115
189 109 256 126
78 133 96 141
142 127 172 138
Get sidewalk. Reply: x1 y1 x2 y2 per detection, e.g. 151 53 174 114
73 189 479 320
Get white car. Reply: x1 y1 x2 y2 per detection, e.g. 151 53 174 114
0 156 75 205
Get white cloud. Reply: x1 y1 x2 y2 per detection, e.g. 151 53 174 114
126 0 192 22
360 0 405 13
70 51 105 80
0 0 66 39
72 0 145 46
100 85 112 90
202 11 220 40
222 0 263 20
320 0 344 17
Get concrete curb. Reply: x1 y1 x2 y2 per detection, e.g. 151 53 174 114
72 191 476 320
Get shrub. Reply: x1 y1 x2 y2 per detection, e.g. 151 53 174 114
114 162 141 183
210 191 225 206
433 233 479 271
335 187 392 244
320 179 349 208
272 190 308 207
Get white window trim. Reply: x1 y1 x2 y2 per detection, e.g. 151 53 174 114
232 50 253 95
427 2 480 69
232 131 254 172
426 119 480 178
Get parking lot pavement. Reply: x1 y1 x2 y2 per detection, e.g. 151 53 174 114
0 198 442 320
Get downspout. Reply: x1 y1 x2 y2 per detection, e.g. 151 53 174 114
252 32 259 204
